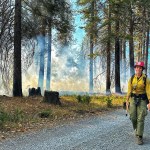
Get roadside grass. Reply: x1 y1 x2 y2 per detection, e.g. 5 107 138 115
0 95 126 133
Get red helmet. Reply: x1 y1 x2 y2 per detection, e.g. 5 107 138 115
134 61 145 69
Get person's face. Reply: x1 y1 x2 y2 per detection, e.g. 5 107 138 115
135 66 143 75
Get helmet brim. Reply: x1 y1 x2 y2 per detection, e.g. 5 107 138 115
134 65 145 69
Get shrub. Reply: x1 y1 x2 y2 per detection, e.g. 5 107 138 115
39 109 52 118
82 95 91 104
76 95 82 103
10 108 25 123
76 95 91 104
105 97 113 108
0 109 9 128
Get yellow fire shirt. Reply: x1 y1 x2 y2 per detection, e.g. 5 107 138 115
127 73 150 100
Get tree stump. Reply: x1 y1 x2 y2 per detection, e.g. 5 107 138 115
29 87 41 96
43 91 61 105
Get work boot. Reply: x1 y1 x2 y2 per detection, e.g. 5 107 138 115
136 136 143 145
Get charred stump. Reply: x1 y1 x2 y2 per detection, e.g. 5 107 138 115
29 87 41 96
43 91 61 105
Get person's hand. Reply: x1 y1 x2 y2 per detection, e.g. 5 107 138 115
126 101 129 112
147 103 150 111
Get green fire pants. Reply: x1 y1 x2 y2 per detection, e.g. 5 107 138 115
129 97 147 136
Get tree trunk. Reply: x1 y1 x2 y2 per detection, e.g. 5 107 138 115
120 39 123 77
142 35 146 62
142 7 146 62
13 0 22 96
115 9 121 93
106 2 111 95
46 25 52 91
145 27 149 74
89 1 94 93
29 87 41 96
122 39 126 83
43 91 61 105
137 42 141 61
129 7 134 76
38 33 45 94
89 35 94 93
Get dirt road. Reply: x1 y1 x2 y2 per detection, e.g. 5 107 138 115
0 109 150 150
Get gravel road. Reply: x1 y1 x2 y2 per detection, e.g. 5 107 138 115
0 109 150 150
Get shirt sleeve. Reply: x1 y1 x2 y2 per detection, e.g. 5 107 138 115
146 78 150 100
127 78 132 98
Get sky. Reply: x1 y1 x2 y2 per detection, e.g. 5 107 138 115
71 0 85 45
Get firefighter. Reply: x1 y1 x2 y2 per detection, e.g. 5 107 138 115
126 61 150 145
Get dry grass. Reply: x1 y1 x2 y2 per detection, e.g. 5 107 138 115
0 94 126 140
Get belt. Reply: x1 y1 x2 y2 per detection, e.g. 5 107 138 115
131 93 147 99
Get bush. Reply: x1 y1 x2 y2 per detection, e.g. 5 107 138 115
39 109 52 118
10 108 25 123
0 107 26 129
76 95 91 104
76 95 82 103
82 95 91 104
105 97 113 108
0 109 9 128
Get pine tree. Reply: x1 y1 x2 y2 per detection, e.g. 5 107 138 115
77 0 100 93
13 0 22 96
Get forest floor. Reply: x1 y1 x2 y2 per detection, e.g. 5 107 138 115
0 94 125 141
